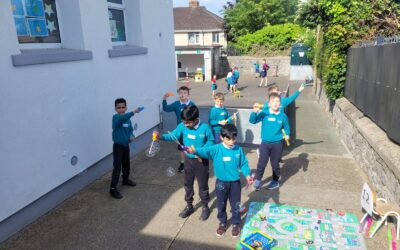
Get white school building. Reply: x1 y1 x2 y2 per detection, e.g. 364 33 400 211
0 0 176 241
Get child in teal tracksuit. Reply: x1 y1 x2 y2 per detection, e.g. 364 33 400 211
188 124 253 238
163 86 195 172
209 92 236 143
250 93 290 190
156 105 214 221
110 98 143 199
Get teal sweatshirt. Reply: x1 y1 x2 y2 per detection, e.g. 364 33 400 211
195 144 250 181
208 106 232 133
162 100 195 124
161 121 214 158
263 90 300 110
249 109 290 143
112 112 134 146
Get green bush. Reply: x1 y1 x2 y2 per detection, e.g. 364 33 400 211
298 0 400 100
231 23 313 55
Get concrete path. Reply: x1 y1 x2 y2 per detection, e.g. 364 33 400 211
0 76 386 249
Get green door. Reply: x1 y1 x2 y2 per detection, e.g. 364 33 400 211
291 44 311 65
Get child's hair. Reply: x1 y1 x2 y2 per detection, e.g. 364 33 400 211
115 98 127 107
181 105 199 121
220 124 238 140
267 86 279 95
214 92 224 100
178 86 190 94
269 92 281 100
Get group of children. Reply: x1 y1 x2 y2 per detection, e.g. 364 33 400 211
109 80 304 238
225 66 240 94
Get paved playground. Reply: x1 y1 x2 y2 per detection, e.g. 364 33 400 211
0 76 387 250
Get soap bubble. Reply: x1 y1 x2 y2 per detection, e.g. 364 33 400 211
145 147 156 157
166 167 176 177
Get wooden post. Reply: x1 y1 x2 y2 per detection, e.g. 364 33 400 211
313 24 321 94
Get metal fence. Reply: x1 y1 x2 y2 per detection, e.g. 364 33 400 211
345 42 400 144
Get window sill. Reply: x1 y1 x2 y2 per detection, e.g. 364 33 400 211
108 45 148 58
12 48 93 67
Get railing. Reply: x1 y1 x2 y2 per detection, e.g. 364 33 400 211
353 35 400 48
345 39 400 144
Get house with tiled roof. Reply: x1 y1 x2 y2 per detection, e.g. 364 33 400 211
174 0 227 81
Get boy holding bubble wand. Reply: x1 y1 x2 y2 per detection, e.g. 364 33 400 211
110 98 144 199
155 105 214 221
187 124 253 238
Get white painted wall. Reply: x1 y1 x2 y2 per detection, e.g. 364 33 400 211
0 0 176 222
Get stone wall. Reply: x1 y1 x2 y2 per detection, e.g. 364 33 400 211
316 85 400 207
221 56 290 76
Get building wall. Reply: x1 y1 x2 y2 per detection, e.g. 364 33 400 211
174 31 226 47
0 0 176 223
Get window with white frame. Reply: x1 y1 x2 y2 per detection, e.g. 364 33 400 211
107 0 127 43
188 32 200 44
212 32 219 43
11 0 61 44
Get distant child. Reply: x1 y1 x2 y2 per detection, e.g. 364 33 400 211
188 124 253 238
249 93 290 190
233 67 240 84
156 105 214 221
226 71 234 91
163 86 195 173
228 70 237 93
259 59 270 87
209 92 236 143
254 62 260 78
110 98 143 199
212 75 218 96
263 83 305 111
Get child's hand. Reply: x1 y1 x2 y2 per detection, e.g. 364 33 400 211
219 120 228 125
299 83 305 92
253 103 262 112
246 175 254 185
133 107 143 113
284 135 290 141
186 146 196 154
232 113 237 121
164 92 174 99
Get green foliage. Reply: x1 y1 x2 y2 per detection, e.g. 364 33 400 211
231 24 311 56
297 0 400 100
223 0 299 41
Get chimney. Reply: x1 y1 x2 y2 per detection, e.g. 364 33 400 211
189 0 199 8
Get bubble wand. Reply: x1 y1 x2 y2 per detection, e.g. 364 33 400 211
282 129 290 146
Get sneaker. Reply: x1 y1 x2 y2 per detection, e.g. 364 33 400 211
265 177 281 187
109 188 123 199
254 179 261 191
232 225 241 238
216 223 227 237
122 179 137 187
178 163 184 173
179 205 194 218
200 206 210 221
266 180 280 190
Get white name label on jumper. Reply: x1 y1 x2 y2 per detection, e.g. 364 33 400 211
123 124 129 127
223 157 231 161
268 117 276 122
187 134 196 139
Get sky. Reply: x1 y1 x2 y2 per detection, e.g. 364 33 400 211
173 0 227 16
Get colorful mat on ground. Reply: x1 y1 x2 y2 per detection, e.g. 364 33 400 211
236 202 367 250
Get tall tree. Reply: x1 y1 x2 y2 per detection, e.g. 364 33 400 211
223 0 299 41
